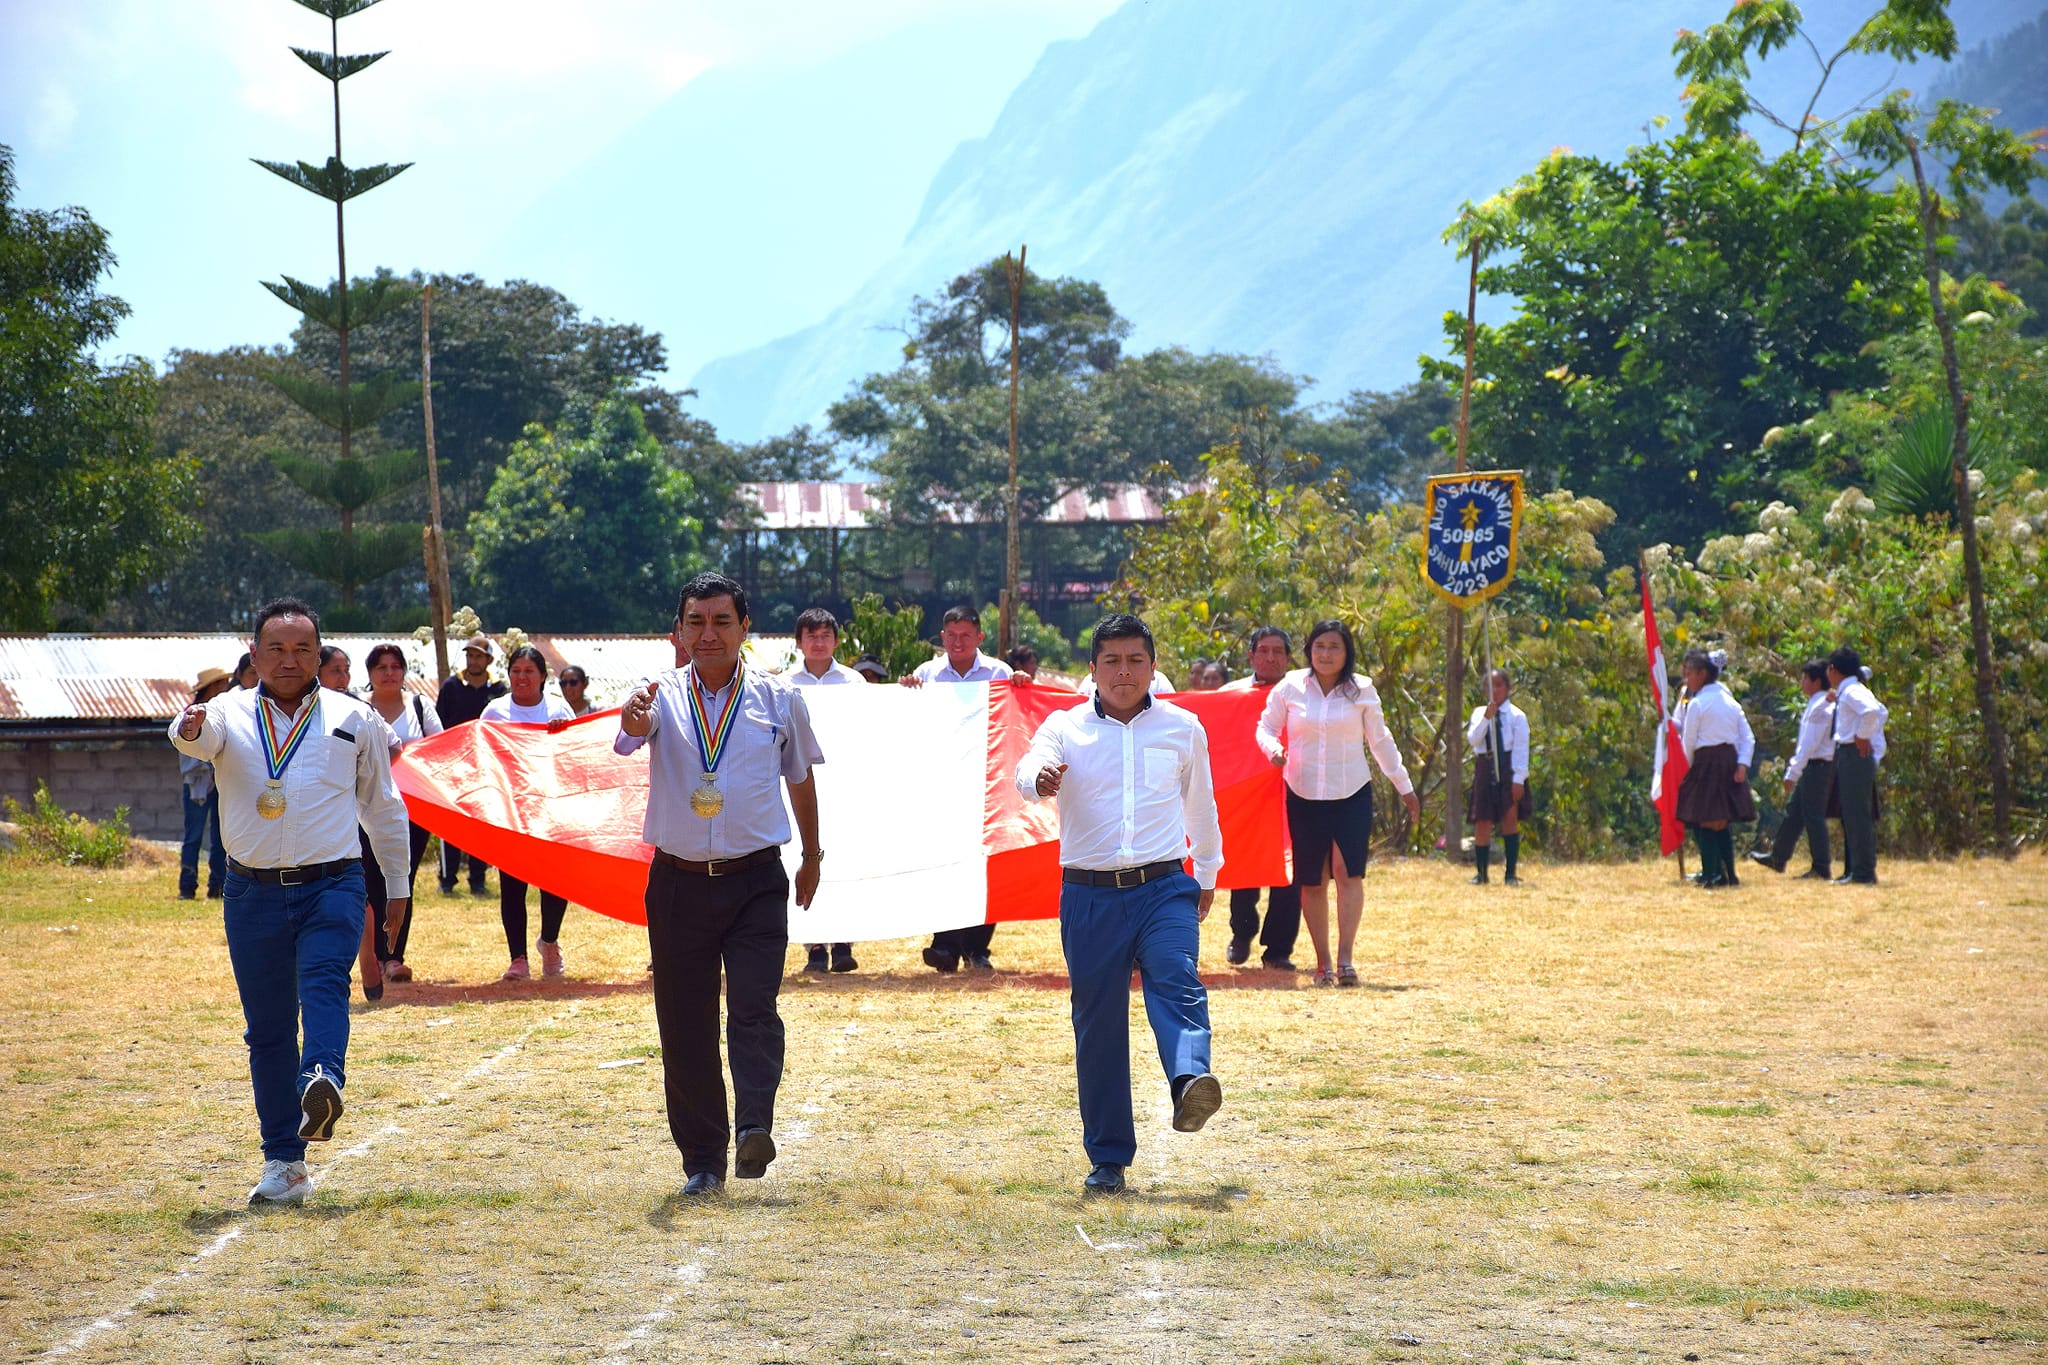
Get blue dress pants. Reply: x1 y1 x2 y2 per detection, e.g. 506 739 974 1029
178 785 225 897
1059 871 1212 1166
222 864 365 1162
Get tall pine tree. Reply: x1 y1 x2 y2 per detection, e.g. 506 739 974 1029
252 0 422 627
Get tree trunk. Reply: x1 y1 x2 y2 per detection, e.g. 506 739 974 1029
1906 137 2012 851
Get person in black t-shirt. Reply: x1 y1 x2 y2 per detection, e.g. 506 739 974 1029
433 635 507 894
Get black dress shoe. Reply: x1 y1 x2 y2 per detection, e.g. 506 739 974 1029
803 946 829 973
1796 868 1831 880
1172 1073 1223 1133
922 946 959 973
1502 874 1521 886
830 944 858 973
1083 1163 1126 1195
966 951 994 971
1260 956 1296 971
734 1128 776 1179
205 886 223 899
682 1172 725 1197
1831 875 1852 885
1225 939 1250 965
1748 849 1783 872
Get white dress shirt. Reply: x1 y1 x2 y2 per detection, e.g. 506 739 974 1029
1464 701 1530 786
1831 677 1889 762
481 694 576 725
1014 696 1224 889
613 666 823 860
1784 691 1836 785
168 685 411 883
786 659 866 686
1256 669 1414 800
1680 681 1755 765
374 694 445 749
911 652 1014 684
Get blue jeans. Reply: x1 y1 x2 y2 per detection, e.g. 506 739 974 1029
1059 872 1212 1166
178 786 225 897
222 864 365 1162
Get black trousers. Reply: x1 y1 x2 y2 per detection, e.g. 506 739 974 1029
500 875 568 959
1227 886 1301 958
1834 744 1879 883
439 840 490 892
646 856 789 1178
1766 762 1832 875
931 922 997 957
361 823 434 963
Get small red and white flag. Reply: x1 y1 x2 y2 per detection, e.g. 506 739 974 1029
394 682 1286 943
1641 569 1688 856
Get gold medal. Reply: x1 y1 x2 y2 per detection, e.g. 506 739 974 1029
256 780 287 819
690 777 724 818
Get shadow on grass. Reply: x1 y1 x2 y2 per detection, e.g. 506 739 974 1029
781 969 1423 995
353 979 653 1009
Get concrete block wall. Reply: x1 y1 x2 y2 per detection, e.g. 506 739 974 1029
0 739 184 841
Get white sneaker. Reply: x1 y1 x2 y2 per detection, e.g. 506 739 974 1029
537 940 564 979
501 956 530 981
248 1159 310 1205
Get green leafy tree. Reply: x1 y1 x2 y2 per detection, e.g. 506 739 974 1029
1954 196 2048 336
467 394 702 631
1296 379 1457 508
837 594 928 681
249 0 422 626
976 600 1073 670
0 145 194 629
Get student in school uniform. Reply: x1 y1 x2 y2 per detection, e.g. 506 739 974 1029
1465 668 1532 885
1749 659 1835 880
1825 646 1888 885
784 607 860 974
1676 648 1756 889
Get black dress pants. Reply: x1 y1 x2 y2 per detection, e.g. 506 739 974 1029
1834 744 1879 883
361 822 434 963
1227 886 1301 959
931 922 996 957
1766 761 1831 876
645 856 789 1178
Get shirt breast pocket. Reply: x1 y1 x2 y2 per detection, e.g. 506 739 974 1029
312 734 357 790
1142 746 1180 793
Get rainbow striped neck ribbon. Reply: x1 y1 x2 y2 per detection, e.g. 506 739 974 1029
686 660 745 778
257 687 323 782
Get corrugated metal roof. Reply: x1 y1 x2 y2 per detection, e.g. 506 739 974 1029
738 481 1173 530
0 633 800 722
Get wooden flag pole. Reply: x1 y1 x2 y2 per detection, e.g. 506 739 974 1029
1000 245 1025 655
1443 239 1480 859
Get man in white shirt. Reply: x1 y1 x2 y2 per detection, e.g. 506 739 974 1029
1751 659 1835 879
169 597 412 1207
909 605 1012 971
618 572 825 1197
1826 646 1888 885
1219 626 1300 968
1015 613 1224 1196
903 605 1014 687
785 607 859 974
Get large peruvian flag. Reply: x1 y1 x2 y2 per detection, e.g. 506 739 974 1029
392 682 1286 942
1641 572 1689 856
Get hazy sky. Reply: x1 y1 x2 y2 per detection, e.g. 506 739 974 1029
0 0 1121 376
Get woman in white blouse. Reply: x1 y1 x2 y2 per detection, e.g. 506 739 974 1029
362 643 443 983
1257 620 1421 987
1676 648 1756 889
481 647 576 980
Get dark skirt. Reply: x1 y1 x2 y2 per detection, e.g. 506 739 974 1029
1286 781 1374 885
1467 756 1533 824
1676 743 1757 825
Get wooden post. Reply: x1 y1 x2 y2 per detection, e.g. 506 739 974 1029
1444 239 1479 859
421 285 452 683
1000 246 1026 654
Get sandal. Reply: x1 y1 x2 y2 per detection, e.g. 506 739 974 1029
1337 964 1359 988
1313 967 1337 987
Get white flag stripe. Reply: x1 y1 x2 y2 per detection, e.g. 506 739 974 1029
780 683 994 943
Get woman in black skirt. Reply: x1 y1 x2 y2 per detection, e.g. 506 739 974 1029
1256 620 1421 986
1465 668 1533 884
1676 649 1756 888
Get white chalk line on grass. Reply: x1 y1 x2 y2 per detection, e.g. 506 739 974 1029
48 1002 582 1358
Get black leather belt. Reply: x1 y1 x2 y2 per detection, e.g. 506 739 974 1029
654 847 780 878
1062 859 1184 889
228 857 360 887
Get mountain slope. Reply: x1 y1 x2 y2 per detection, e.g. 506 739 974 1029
689 0 2041 441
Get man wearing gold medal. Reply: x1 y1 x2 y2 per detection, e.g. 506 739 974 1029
617 572 825 1197
169 598 412 1206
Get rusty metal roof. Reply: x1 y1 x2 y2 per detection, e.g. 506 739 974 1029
0 633 799 722
739 481 1173 530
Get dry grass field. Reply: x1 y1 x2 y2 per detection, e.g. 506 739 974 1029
1 852 2043 1364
